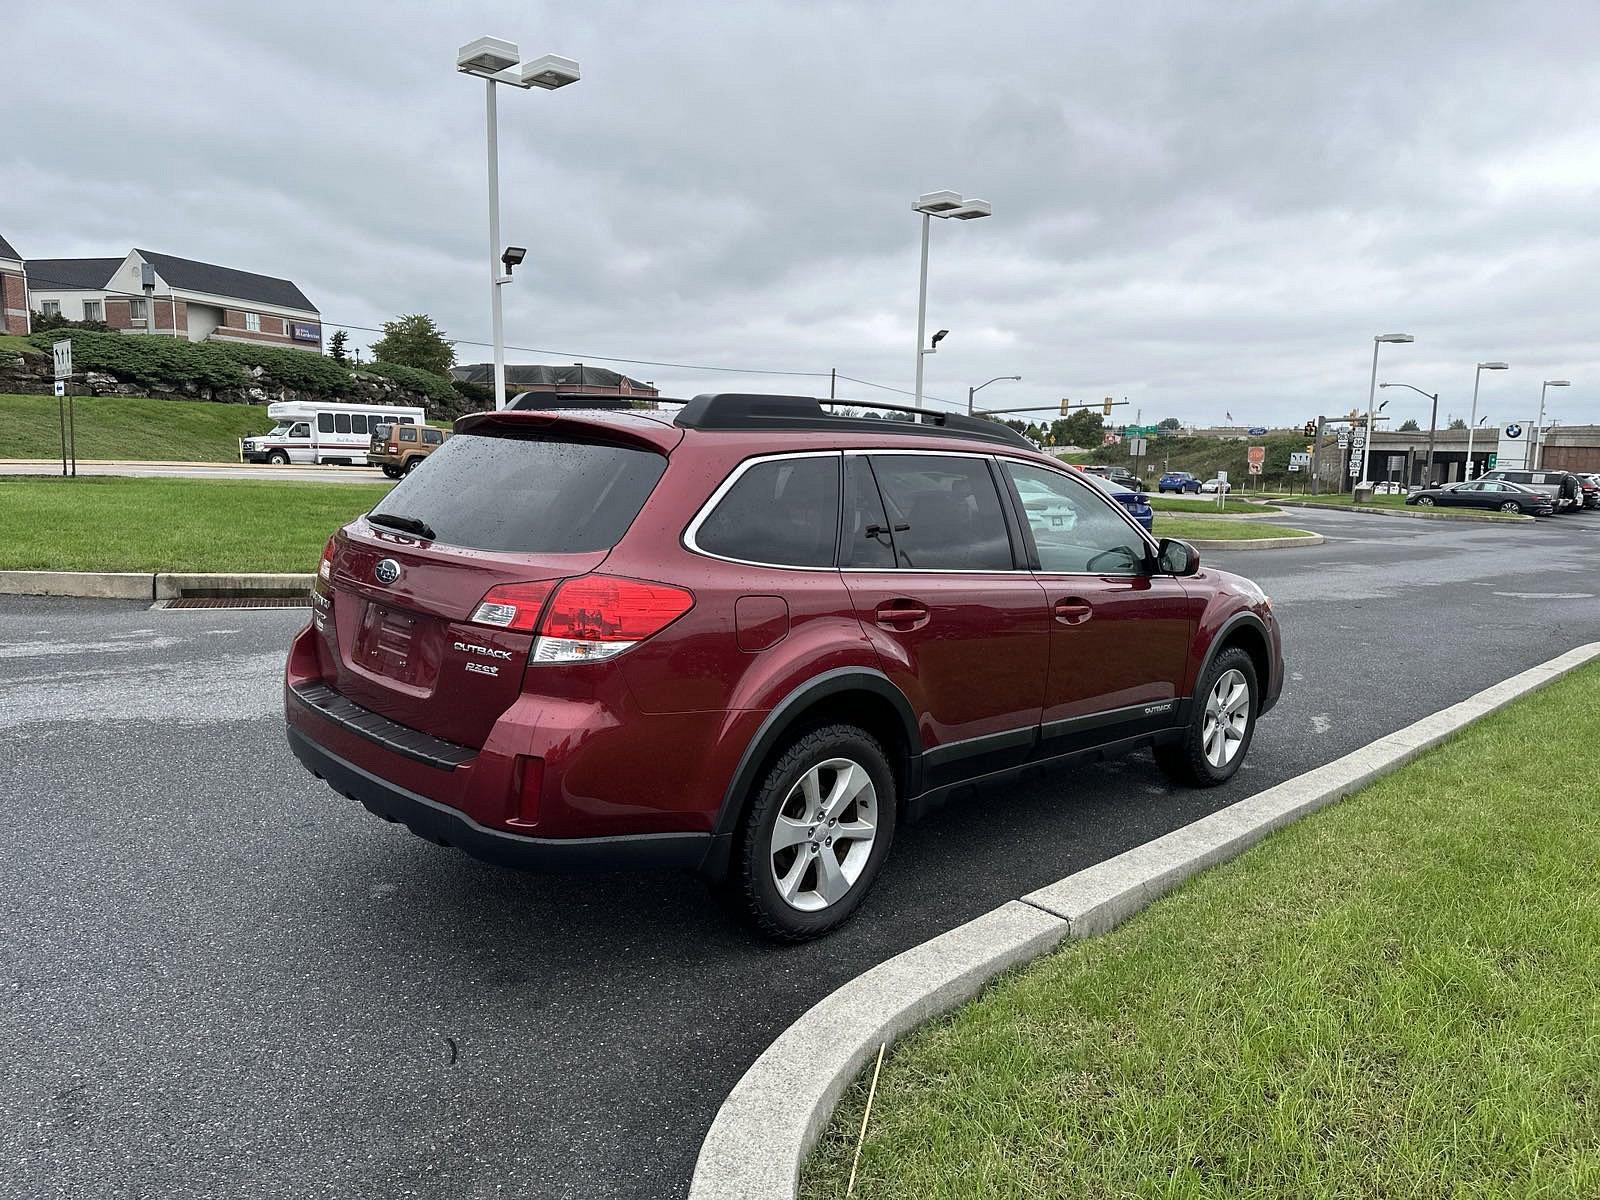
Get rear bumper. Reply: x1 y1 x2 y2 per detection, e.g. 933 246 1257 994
288 724 718 873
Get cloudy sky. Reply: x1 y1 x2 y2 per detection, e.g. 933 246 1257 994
7 1 1599 428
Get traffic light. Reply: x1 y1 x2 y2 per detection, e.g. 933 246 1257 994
1059 398 1071 416
1102 397 1113 417
1303 420 1316 437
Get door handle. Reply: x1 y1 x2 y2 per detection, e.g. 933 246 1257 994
875 599 930 631
1053 597 1093 626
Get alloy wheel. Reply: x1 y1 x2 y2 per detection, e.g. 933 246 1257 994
769 758 878 912
1417 496 1434 506
1500 501 1520 513
1202 668 1250 769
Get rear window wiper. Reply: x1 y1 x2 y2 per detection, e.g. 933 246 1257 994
366 512 436 540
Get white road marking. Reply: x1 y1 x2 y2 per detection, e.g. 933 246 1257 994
1311 715 1332 734
1492 591 1595 600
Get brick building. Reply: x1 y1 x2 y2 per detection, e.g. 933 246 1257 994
22 248 321 351
0 233 27 335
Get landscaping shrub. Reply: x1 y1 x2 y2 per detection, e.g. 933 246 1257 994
28 329 247 393
361 362 459 407
213 341 353 396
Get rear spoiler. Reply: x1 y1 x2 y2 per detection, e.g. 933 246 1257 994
455 409 684 454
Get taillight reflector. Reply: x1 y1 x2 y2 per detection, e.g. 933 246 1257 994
470 580 557 632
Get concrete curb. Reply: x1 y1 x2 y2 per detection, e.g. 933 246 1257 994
1270 499 1533 524
1183 532 1325 550
0 570 313 600
688 641 1600 1200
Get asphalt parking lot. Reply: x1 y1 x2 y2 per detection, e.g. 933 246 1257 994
4 506 1600 1200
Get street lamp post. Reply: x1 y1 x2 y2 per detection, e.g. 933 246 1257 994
1533 379 1570 468
1379 381 1440 486
911 191 991 409
1464 361 1509 478
968 374 1022 416
456 37 580 411
1360 333 1413 488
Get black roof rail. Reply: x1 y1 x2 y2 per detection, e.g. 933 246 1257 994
672 393 1034 451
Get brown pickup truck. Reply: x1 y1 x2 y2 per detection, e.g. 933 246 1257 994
369 423 447 478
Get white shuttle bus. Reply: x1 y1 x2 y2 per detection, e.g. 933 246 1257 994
240 400 427 466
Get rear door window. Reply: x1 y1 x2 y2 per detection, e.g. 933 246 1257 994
693 455 839 567
368 434 667 553
868 454 1014 570
841 455 896 568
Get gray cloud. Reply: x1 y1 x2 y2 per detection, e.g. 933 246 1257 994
6 0 1599 428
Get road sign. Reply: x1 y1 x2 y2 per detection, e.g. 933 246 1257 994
53 339 72 381
54 380 65 398
1337 430 1349 449
1504 423 1523 439
1246 445 1266 476
1247 426 1267 436
1216 470 1228 483
1289 451 1311 467
1288 463 1302 472
1128 437 1147 457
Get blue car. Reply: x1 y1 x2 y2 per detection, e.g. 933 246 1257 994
1159 471 1201 494
1084 471 1155 533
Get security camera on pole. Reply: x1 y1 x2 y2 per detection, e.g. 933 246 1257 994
456 36 581 411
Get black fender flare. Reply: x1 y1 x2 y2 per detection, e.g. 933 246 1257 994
710 667 921 843
1195 609 1273 703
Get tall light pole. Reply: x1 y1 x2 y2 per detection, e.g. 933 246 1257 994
456 37 581 410
912 191 990 409
968 374 1021 415
1464 361 1509 478
1360 333 1413 486
1533 379 1569 468
1380 381 1440 486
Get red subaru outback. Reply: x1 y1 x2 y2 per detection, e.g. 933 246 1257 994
286 394 1282 939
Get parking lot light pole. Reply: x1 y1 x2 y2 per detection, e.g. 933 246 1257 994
457 38 581 410
968 374 1021 416
1533 379 1569 468
912 191 991 409
1464 361 1509 478
1380 381 1440 485
1360 334 1413 487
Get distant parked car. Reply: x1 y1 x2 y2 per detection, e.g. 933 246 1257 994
1200 477 1232 494
1158 471 1201 494
1407 480 1554 516
369 422 449 478
1082 464 1148 491
1574 473 1600 509
1082 470 1155 532
1478 468 1583 513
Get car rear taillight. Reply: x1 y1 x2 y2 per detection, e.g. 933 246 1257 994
470 581 557 632
388 443 398 453
469 575 694 662
318 537 335 581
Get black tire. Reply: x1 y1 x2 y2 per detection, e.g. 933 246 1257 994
403 457 421 474
266 450 289 465
1416 495 1434 506
730 724 897 941
1500 501 1521 514
1155 646 1258 787
381 464 401 479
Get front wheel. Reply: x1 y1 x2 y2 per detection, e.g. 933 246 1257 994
1155 647 1258 787
731 724 897 941
1416 495 1434 506
266 450 289 465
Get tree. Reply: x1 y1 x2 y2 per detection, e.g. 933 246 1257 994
1060 409 1105 448
369 314 455 376
1398 418 1419 431
1448 417 1467 430
1157 417 1182 431
328 329 349 364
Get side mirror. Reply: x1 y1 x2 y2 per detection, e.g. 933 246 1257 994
1156 537 1200 577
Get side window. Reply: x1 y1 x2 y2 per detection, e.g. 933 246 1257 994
841 455 896 568
1005 463 1148 575
352 414 368 435
289 423 309 439
399 427 418 442
423 428 443 445
334 413 351 434
317 413 334 433
868 454 1014 571
695 455 840 567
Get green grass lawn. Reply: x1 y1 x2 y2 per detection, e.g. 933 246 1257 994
1152 515 1313 540
803 661 1600 1200
0 477 390 572
1148 496 1281 515
0 334 42 357
0 393 275 462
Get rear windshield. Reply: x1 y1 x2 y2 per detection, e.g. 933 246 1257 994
368 433 666 553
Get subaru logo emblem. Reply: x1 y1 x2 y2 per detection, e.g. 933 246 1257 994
373 558 401 585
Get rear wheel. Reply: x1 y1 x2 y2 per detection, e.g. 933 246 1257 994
403 457 421 474
1499 500 1521 514
1156 647 1258 787
731 724 896 941
381 464 401 479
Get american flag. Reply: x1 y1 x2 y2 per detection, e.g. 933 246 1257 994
1226 411 1233 421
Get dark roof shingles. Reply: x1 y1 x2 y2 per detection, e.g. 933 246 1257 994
135 249 317 313
23 258 123 290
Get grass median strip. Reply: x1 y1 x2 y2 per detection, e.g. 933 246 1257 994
1151 515 1313 540
802 661 1600 1199
0 476 389 573
1148 497 1279 515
